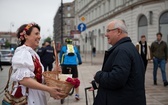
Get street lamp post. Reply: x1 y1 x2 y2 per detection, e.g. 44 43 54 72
10 22 14 47
61 0 63 45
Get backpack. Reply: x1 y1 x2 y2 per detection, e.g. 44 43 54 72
66 44 75 56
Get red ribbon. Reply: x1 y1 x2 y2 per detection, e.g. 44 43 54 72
66 77 80 88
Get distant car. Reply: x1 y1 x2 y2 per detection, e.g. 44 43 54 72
0 49 14 63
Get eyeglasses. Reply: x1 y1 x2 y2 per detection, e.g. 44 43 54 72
106 28 118 33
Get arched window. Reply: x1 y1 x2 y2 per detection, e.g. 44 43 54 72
138 15 148 41
160 12 168 24
159 11 168 43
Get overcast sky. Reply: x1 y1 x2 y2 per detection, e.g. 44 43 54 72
0 0 74 40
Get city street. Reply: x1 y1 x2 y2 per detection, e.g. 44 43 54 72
0 53 168 105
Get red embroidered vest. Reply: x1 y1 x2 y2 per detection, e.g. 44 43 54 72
32 56 42 83
14 55 42 98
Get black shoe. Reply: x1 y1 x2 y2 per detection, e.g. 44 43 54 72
0 68 3 71
164 81 168 87
154 80 157 85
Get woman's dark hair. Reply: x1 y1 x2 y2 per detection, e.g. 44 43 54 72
17 23 40 46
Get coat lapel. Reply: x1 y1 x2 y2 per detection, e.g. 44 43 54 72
101 37 131 70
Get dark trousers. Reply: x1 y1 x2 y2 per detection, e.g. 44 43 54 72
142 58 148 71
141 54 148 72
0 61 3 70
43 63 53 71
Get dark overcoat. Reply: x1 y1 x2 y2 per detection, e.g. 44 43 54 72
94 37 146 105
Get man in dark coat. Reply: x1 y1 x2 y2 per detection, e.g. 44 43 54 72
91 19 146 105
40 41 55 71
151 32 168 86
37 42 46 61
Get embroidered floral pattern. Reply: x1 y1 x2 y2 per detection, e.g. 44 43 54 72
32 56 42 83
19 30 26 41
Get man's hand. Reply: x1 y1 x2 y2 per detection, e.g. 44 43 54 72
88 87 94 91
79 62 82 65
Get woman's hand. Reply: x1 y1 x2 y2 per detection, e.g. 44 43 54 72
19 77 66 99
52 65 62 74
56 65 62 73
47 87 65 99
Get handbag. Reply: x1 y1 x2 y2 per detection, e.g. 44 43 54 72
2 67 28 105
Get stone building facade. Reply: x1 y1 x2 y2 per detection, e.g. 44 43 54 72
53 1 75 45
75 0 168 53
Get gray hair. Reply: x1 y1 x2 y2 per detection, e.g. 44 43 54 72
113 20 128 34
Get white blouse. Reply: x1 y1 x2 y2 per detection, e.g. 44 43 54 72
11 45 47 105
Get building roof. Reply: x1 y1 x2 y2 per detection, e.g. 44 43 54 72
0 32 17 37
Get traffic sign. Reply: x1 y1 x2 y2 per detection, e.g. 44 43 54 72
80 16 86 22
77 23 86 32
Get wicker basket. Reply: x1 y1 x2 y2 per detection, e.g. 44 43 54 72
42 71 74 98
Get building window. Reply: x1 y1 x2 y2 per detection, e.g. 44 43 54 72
95 8 97 18
67 13 71 17
159 11 168 43
92 10 94 20
160 12 168 24
98 6 101 16
113 0 116 9
103 3 105 13
138 15 148 41
67 26 70 30
67 20 70 24
108 0 110 11
67 6 71 11
139 15 147 26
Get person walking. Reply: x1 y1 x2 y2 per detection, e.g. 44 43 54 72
0 52 3 71
59 38 82 100
91 19 146 105
37 42 46 56
92 47 96 57
11 23 64 105
151 32 168 86
136 35 151 71
37 42 46 62
40 41 55 71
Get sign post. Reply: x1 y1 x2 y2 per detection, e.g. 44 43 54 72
78 23 86 32
77 21 87 62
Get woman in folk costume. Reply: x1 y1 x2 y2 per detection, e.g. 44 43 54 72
136 35 151 71
11 23 64 105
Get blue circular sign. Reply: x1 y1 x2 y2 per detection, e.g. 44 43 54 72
77 23 86 32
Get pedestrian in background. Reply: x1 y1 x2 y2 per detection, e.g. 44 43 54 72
0 52 3 71
37 42 46 56
136 35 151 71
92 46 96 57
11 23 63 105
40 41 55 71
151 32 168 86
91 19 146 105
37 42 46 63
59 38 82 100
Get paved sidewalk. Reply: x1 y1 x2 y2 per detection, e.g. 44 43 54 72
0 53 167 105
48 53 168 105
47 53 102 105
